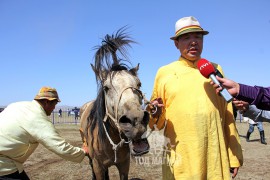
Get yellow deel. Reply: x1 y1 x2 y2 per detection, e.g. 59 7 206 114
149 57 243 180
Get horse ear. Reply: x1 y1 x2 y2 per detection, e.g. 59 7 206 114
100 70 107 81
129 63 140 76
91 64 97 75
91 64 107 81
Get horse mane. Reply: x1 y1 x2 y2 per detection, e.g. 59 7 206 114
92 26 136 82
89 87 106 141
88 26 137 143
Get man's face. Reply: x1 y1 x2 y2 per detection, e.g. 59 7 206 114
174 32 204 61
44 100 58 116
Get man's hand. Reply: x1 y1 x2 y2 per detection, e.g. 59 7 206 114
82 144 89 156
233 99 249 113
210 76 240 97
149 98 164 118
230 167 239 178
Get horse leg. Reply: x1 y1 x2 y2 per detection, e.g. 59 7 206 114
92 161 108 180
79 128 96 179
88 157 97 180
117 167 129 180
105 169 109 180
116 159 130 180
92 158 110 180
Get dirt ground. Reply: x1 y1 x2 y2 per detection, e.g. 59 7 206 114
24 121 270 180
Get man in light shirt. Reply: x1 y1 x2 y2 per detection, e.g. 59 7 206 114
0 87 88 179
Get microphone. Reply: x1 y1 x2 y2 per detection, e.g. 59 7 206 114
197 58 233 103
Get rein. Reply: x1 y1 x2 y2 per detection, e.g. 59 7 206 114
102 86 149 162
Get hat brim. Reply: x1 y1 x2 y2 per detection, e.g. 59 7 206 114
34 96 61 102
170 29 209 40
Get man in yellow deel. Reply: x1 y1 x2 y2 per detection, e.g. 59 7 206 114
147 16 243 179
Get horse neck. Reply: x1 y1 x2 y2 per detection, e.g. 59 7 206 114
103 119 122 143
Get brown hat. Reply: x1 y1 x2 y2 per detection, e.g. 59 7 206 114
34 86 61 102
170 16 209 40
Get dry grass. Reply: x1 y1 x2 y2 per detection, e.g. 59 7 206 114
24 121 270 180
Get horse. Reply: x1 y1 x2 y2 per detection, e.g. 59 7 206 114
80 27 150 180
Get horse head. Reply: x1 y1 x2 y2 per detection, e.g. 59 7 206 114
92 63 150 155
90 27 149 156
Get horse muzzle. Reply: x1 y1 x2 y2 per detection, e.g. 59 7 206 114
118 111 149 139
129 138 150 156
118 111 150 155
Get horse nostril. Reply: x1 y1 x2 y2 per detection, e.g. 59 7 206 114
119 115 132 124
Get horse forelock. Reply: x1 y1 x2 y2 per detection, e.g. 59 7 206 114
111 63 129 71
102 63 139 86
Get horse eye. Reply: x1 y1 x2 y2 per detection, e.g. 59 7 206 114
103 86 109 92
137 82 141 88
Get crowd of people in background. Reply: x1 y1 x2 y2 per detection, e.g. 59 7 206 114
52 107 80 122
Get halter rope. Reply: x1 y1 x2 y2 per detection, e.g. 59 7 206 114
102 86 149 162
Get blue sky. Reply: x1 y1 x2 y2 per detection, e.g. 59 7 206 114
1 0 270 107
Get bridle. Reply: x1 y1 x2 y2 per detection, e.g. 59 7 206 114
103 86 146 124
102 84 149 162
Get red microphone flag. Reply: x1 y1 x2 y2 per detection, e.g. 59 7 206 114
197 58 215 78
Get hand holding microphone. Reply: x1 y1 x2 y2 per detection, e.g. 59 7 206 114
197 59 233 103
213 76 240 97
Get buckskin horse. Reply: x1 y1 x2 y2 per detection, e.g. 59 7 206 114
80 27 150 180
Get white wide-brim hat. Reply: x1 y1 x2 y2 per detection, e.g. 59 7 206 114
170 16 209 40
